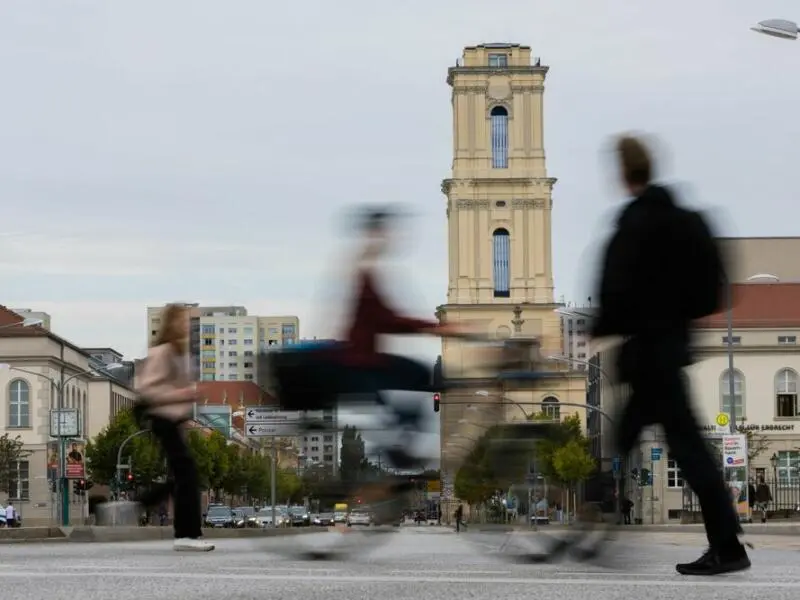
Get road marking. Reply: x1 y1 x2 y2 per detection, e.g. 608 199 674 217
0 570 798 587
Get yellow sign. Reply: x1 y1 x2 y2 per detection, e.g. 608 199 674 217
716 413 730 427
427 480 441 493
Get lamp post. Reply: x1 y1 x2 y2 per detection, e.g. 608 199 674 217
0 318 44 331
751 19 799 40
0 362 123 526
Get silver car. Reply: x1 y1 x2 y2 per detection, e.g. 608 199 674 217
346 510 372 527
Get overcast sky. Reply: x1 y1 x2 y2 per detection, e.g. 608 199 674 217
2 0 799 369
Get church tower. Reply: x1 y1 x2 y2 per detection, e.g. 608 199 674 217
438 44 586 499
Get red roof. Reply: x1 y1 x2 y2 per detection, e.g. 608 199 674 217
195 381 277 432
696 283 800 329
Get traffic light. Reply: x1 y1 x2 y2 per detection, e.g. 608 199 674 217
73 479 85 496
638 468 651 486
433 393 440 413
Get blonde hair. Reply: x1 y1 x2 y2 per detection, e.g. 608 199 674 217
616 135 653 187
152 303 189 354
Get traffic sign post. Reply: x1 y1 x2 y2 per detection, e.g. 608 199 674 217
650 447 663 462
243 407 302 528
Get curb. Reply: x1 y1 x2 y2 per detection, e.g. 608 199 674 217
467 523 800 536
0 526 324 544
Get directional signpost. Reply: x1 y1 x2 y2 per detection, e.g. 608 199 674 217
244 407 302 528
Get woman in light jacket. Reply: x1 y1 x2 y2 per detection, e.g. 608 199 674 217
98 303 213 552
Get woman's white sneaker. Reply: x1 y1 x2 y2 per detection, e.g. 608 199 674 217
174 538 215 552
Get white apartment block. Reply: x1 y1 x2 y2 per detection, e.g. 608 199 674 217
559 305 596 370
146 304 299 382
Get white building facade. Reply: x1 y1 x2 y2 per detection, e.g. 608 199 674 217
629 335 800 524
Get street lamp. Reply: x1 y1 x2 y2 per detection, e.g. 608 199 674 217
0 318 43 331
0 361 124 525
770 452 779 485
751 19 799 41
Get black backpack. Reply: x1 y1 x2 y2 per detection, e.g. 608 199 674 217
676 208 726 319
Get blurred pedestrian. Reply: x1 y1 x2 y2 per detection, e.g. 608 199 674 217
592 134 748 576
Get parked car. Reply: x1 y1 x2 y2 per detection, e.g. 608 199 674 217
253 507 289 528
204 505 235 528
233 507 258 528
347 510 372 527
313 512 335 526
288 506 311 527
333 511 347 524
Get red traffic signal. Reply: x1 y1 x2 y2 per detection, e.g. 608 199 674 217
433 393 440 413
127 473 133 481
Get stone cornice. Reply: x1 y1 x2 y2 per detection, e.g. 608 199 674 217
447 65 549 86
442 177 557 195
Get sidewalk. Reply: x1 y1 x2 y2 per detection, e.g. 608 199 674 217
0 526 321 544
462 521 800 536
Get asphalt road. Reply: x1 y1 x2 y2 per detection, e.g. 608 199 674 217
1 527 798 599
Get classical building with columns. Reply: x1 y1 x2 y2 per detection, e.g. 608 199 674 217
437 44 587 500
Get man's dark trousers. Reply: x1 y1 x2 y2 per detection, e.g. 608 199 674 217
616 336 739 549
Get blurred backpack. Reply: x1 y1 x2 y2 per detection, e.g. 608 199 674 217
675 207 726 319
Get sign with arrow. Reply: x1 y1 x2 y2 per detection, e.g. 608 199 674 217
244 406 280 421
243 408 301 437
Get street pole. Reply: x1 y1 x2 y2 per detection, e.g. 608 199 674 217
726 280 737 433
270 439 277 528
58 385 68 527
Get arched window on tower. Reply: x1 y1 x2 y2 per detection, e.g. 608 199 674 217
493 228 510 298
490 106 508 168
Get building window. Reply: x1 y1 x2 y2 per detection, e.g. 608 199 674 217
244 374 253 381
9 460 29 500
490 106 509 168
777 451 800 487
775 368 799 418
721 336 741 345
243 327 254 336
202 361 215 369
201 374 214 381
488 53 508 68
202 337 214 346
201 325 215 334
666 454 684 488
282 324 296 337
228 374 238 381
243 362 254 368
228 339 237 345
201 350 215 358
778 336 797 345
243 339 253 345
541 396 560 420
324 435 333 442
228 328 237 334
492 228 510 298
324 454 333 462
228 351 238 357
720 369 745 420
227 362 237 368
244 351 254 357
8 379 30 428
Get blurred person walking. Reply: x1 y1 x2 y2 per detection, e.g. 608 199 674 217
592 135 748 575
97 304 213 552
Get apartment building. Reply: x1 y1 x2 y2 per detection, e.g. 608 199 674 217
146 304 299 382
559 305 596 370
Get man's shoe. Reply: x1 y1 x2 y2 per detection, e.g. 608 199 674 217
676 545 751 576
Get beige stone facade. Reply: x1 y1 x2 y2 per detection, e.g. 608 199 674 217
0 332 136 526
438 44 586 494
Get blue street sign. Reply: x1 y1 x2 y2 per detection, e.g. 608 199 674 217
651 447 663 461
612 456 621 473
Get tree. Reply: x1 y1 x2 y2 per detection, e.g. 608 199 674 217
735 419 770 463
85 408 164 489
527 413 587 485
340 426 368 481
453 434 497 505
205 431 231 498
0 433 31 498
552 439 596 522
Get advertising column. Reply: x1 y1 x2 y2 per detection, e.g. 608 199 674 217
721 434 749 522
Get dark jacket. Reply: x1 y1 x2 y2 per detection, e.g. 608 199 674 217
593 185 698 340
